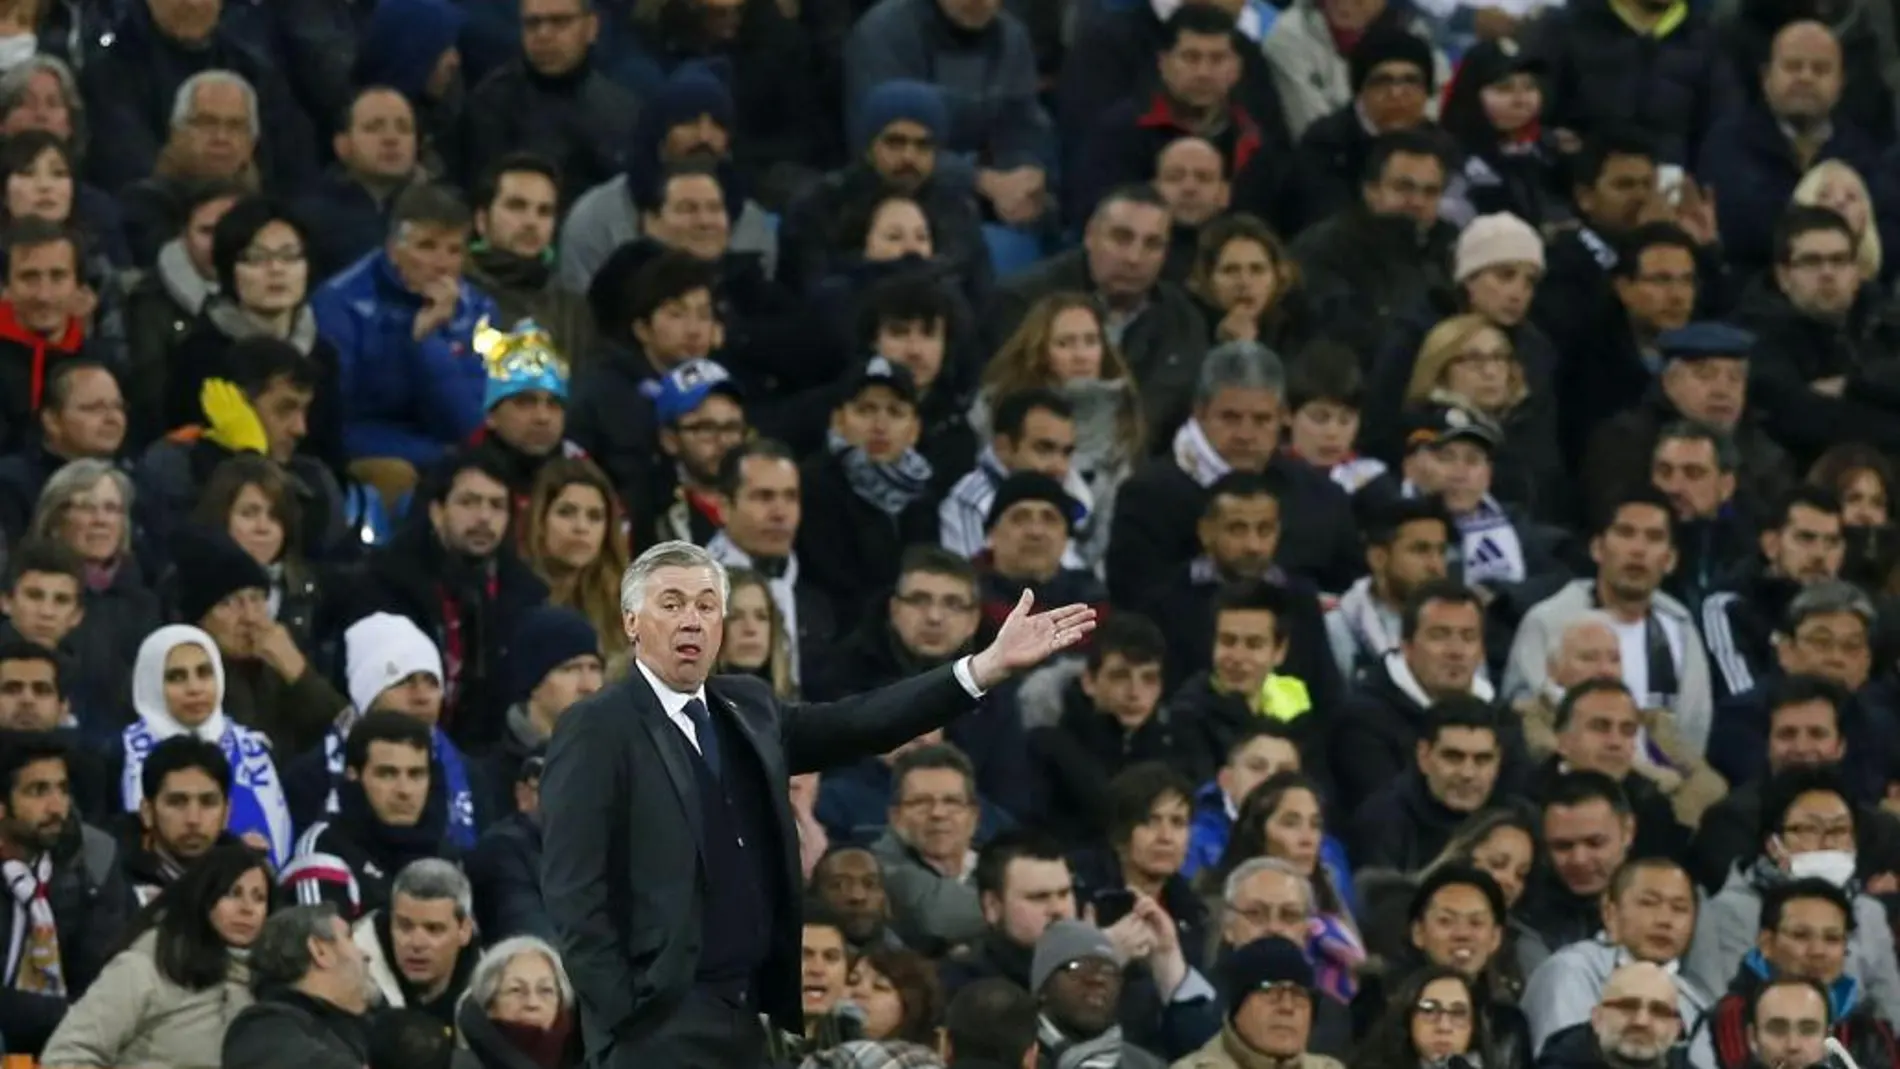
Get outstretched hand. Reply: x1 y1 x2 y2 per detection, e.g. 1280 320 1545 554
967 591 1098 691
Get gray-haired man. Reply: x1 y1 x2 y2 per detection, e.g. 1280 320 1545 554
222 904 377 1069
353 858 478 1025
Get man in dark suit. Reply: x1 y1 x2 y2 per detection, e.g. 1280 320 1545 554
541 539 1096 1067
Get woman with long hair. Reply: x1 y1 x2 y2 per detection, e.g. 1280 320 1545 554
1402 313 1553 517
190 455 322 651
1810 443 1900 594
521 457 630 651
1350 966 1498 1069
1437 40 1567 230
0 127 125 362
39 843 268 1069
981 292 1144 566
456 935 581 1069
716 568 796 700
1419 809 1540 1002
845 948 942 1045
1216 772 1365 999
1189 214 1316 353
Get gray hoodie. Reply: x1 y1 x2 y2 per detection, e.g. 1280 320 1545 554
1521 934 1716 1066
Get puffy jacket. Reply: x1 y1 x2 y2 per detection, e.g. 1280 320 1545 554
39 928 252 1069
310 250 496 467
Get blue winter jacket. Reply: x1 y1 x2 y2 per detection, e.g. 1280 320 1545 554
1185 780 1357 909
311 251 496 466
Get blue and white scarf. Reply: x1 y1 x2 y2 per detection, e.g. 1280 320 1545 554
318 726 478 851
124 625 292 868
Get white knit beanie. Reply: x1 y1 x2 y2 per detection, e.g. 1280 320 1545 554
344 612 444 714
1454 212 1546 282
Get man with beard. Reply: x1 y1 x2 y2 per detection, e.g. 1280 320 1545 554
222 905 379 1069
465 153 596 364
1740 205 1900 463
1524 858 1711 1055
351 859 478 1025
1703 487 1845 701
0 733 132 1055
1505 486 1715 759
1520 772 1635 967
1536 961 1691 1069
779 79 987 298
1647 422 1756 614
809 846 904 952
1350 698 1508 872
122 735 238 905
1030 920 1168 1068
1326 497 1451 684
352 451 548 751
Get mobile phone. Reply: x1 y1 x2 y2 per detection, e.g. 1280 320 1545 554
1657 164 1685 207
1093 888 1137 928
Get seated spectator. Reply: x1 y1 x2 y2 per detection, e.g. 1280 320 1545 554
465 154 595 368
171 526 347 756
940 830 1077 996
0 132 125 364
122 182 242 438
281 712 462 919
27 460 161 717
780 80 987 302
1141 474 1338 707
1805 443 1897 591
1534 680 1690 860
466 744 550 943
1215 859 1354 1054
353 858 478 1025
796 356 940 633
1702 486 1846 701
1177 936 1346 1069
0 359 123 542
811 546 980 706
114 71 267 267
1325 498 1451 684
1214 772 1363 998
1184 725 1341 882
941 389 1095 570
1532 962 1687 1069
1647 421 1758 614
0 731 133 1055
1581 321 1794 529
80 0 314 195
1073 764 1210 967
117 624 291 866
810 846 904 953
463 0 636 207
469 318 587 529
222 904 377 1069
1697 878 1897 1069
556 66 780 291
1022 614 1204 842
0 219 91 455
189 455 331 657
1288 28 1445 234
793 908 857 1054
1504 487 1715 757
1291 132 1456 359
0 543 94 719
1281 352 1386 498
118 731 240 902
1352 697 1511 874
1142 137 1231 284
1437 40 1569 231
1260 0 1443 140
1411 812 1539 990
351 452 549 750
454 935 581 1069
1349 965 1500 1069
1389 865 1528 1060
640 358 746 549
705 439 837 684
486 605 600 816
867 742 987 952
845 948 943 1047
716 568 799 701
1792 159 1885 287
1519 773 1635 966
353 0 466 184
292 87 423 280
1522 857 1710 1054
994 187 1209 437
520 457 630 652
1109 340 1358 604
1029 920 1168 1067
943 977 1040 1067
1331 580 1497 809
38 842 266 1068
978 293 1145 536
1683 766 1900 1025
975 472 1110 646
0 639 105 814
1743 205 1900 463
312 184 498 504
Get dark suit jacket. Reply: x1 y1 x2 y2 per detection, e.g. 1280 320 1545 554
539 661 977 1062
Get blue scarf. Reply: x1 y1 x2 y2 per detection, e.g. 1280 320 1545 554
321 727 477 850
122 719 292 868
1743 947 1862 1020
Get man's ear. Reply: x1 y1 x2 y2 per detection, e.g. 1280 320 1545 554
138 798 154 832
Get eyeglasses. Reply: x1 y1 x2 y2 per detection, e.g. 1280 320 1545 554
675 419 746 439
896 794 971 813
522 11 585 31
1788 251 1856 271
1600 997 1680 1022
1414 999 1473 1023
1780 819 1855 849
496 981 561 1002
1227 902 1310 930
239 245 305 266
893 591 977 614
1253 981 1310 1004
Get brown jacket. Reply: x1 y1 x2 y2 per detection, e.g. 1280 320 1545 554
1514 690 1727 828
1170 1026 1348 1069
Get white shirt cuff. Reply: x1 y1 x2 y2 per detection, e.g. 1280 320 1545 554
1171 968 1216 1004
953 655 986 698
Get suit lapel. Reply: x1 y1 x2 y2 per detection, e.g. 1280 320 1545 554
707 681 801 876
628 670 706 853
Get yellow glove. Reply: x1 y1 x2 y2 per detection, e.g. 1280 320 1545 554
201 378 268 455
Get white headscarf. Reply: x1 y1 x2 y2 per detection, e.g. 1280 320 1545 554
130 624 229 741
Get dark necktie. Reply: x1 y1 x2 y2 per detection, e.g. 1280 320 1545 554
683 697 723 779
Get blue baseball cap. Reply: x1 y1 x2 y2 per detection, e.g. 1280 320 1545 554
654 359 743 425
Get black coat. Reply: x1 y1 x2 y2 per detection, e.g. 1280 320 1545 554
1349 767 1498 874
539 661 980 1055
457 992 583 1069
1107 454 1362 609
463 61 638 209
795 451 945 637
1538 1022 1690 1069
291 169 410 281
778 163 992 306
1141 563 1340 711
467 811 553 945
162 301 347 472
1327 654 1523 814
221 988 373 1069
68 557 164 730
1579 389 1794 530
0 822 135 1056
1736 281 1900 464
1291 205 1457 367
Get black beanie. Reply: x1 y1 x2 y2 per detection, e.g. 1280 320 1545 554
1350 26 1435 96
172 526 271 625
983 472 1079 534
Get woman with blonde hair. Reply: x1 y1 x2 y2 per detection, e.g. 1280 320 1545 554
716 567 797 700
1403 313 1556 515
1793 159 1885 285
521 457 630 651
981 293 1144 566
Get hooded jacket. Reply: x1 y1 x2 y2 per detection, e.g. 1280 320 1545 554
117 625 293 868
1521 935 1715 1055
38 928 253 1069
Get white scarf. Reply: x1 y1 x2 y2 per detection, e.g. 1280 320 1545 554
1171 419 1233 489
1454 495 1527 585
1335 576 1401 664
3 855 59 996
706 533 801 684
1384 649 1495 708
